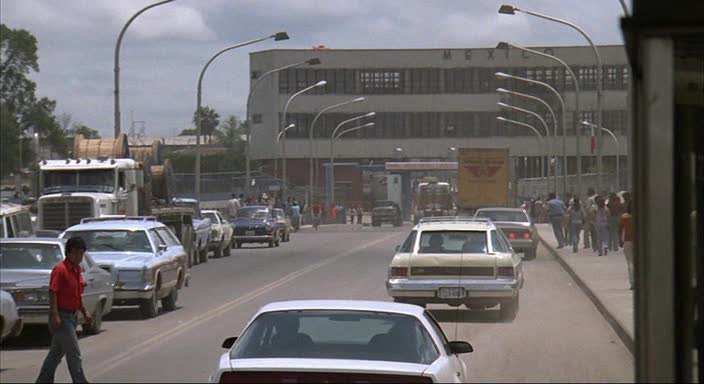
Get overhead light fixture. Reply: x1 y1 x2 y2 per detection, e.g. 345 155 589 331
273 32 290 41
498 5 517 14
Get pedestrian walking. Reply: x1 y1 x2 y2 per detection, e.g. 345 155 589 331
568 198 586 253
594 195 611 256
607 192 624 251
290 200 301 231
584 188 598 250
621 201 634 289
36 237 91 383
546 193 567 248
311 201 322 230
228 193 241 221
356 204 363 226
331 204 338 223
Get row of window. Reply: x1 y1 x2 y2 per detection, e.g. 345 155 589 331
274 65 630 95
278 110 628 139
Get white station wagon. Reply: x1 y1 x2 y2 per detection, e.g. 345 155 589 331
210 300 472 383
386 217 524 320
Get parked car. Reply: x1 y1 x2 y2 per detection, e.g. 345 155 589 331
173 198 211 264
474 207 538 260
231 206 281 248
151 206 196 271
210 300 472 383
1 202 34 238
272 208 291 242
386 217 523 321
0 289 22 341
61 217 188 318
372 200 403 227
0 238 113 335
202 210 233 257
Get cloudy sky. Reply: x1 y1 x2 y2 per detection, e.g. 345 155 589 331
1 0 629 138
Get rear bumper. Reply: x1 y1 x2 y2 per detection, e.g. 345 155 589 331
508 239 537 252
386 278 521 299
233 235 274 243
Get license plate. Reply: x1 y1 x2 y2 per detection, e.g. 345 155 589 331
438 287 465 299
245 231 255 236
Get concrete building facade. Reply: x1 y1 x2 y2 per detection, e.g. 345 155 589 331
248 45 629 201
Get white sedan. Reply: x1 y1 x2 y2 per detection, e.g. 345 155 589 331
209 300 471 383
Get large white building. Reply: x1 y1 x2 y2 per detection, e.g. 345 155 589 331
248 45 629 201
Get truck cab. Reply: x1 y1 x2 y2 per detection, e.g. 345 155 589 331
37 158 144 231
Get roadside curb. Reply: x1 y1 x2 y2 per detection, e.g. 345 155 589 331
537 234 635 356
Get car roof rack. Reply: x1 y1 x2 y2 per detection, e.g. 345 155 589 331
80 216 158 224
417 216 492 225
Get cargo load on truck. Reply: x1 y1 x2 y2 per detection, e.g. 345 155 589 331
457 148 510 214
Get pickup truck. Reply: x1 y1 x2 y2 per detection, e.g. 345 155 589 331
173 198 211 265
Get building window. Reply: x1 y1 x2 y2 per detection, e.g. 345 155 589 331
445 68 473 93
578 66 598 90
621 66 629 88
409 113 440 137
252 114 262 124
408 68 442 93
360 70 402 94
251 71 260 79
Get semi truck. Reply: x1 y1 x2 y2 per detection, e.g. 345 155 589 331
457 148 510 214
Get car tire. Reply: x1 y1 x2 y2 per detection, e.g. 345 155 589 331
236 241 242 249
372 221 380 227
523 248 537 260
84 302 103 335
223 242 231 256
268 240 274 248
199 247 208 263
214 244 223 258
500 294 519 321
161 288 178 312
275 237 280 247
139 289 159 319
190 248 199 266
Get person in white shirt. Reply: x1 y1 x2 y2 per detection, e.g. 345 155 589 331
228 193 241 220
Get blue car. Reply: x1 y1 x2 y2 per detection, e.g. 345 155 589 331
231 206 281 248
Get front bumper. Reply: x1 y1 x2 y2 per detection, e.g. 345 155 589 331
113 284 154 300
386 278 521 299
233 234 274 243
17 306 50 325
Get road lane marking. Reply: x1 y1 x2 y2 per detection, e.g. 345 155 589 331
92 232 400 378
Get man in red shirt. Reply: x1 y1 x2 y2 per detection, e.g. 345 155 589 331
36 236 92 383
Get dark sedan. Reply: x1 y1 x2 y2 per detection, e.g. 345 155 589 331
231 206 281 248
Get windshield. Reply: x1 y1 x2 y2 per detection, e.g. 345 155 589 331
0 243 64 270
418 230 487 254
231 310 439 364
43 169 116 194
419 184 450 194
475 210 529 223
203 212 218 223
237 207 270 220
64 230 152 253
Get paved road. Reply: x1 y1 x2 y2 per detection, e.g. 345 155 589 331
0 225 633 383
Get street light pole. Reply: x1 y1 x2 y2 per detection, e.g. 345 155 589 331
497 117 546 185
114 0 174 138
308 97 366 206
195 32 289 199
582 121 621 191
497 102 555 194
245 58 320 196
497 42 582 197
498 5 602 193
495 72 568 195
329 122 376 206
280 80 327 199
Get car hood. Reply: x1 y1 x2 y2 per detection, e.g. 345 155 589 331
226 358 428 375
232 218 271 227
88 252 152 268
0 269 51 289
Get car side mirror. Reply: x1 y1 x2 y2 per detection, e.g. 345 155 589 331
222 336 237 349
158 244 168 253
395 245 401 252
448 341 473 354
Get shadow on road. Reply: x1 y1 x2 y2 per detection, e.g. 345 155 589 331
1 325 51 350
428 308 501 323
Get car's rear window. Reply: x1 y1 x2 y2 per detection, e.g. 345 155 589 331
231 310 439 364
475 210 529 223
418 230 487 254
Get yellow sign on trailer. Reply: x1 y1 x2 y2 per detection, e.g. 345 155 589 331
457 148 510 210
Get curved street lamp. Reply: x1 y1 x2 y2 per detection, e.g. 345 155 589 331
308 97 366 205
329 121 376 205
114 0 175 138
195 32 290 198
497 101 555 194
497 116 547 185
276 124 296 143
498 5 603 193
497 42 582 196
280 80 327 197
495 72 568 195
245 57 321 194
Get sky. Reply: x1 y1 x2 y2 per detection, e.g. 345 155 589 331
0 0 629 138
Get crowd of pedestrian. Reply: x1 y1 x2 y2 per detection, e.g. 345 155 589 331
524 187 634 290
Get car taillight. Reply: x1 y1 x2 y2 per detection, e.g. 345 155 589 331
498 266 514 277
523 232 531 239
389 267 408 277
508 232 516 239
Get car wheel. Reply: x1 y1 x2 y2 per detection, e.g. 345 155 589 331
139 289 159 319
268 240 274 248
84 302 103 335
275 236 280 247
199 247 208 263
161 288 178 312
524 248 537 260
372 221 380 227
190 248 199 266
214 244 223 258
223 242 231 256
236 241 242 249
500 294 519 321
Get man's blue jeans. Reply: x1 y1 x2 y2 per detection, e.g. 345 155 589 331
550 215 565 247
36 310 87 383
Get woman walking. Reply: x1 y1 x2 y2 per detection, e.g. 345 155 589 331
568 198 586 253
594 196 611 256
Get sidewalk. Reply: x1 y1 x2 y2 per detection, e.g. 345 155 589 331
536 224 634 354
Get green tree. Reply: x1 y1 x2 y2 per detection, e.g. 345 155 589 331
192 106 219 143
215 115 246 151
178 128 197 136
70 123 101 139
